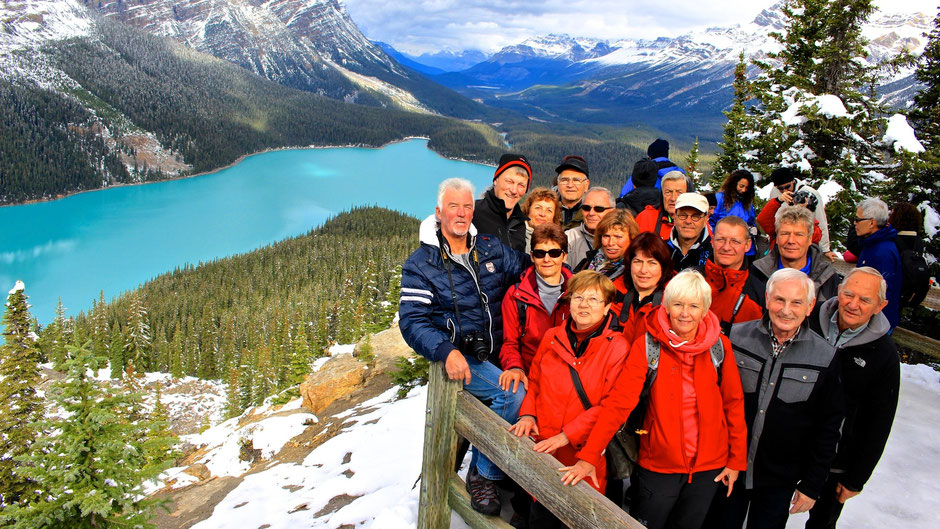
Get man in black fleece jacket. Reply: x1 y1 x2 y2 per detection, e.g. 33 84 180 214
806 267 900 529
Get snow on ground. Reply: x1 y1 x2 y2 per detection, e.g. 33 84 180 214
182 364 939 529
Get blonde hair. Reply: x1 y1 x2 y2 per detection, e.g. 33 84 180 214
565 270 618 304
663 270 712 311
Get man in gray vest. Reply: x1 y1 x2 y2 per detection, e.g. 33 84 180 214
704 268 844 529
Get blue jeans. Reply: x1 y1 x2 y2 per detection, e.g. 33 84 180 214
464 357 526 481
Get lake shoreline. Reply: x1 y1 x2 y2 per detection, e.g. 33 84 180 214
1 137 494 209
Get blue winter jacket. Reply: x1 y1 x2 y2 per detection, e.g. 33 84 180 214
710 192 757 256
857 225 902 330
618 157 685 196
399 217 528 363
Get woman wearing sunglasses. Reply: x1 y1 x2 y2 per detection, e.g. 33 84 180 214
499 223 573 392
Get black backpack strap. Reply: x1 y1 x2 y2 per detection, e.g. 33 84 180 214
710 338 725 386
721 291 748 336
619 290 637 324
516 298 527 357
568 365 593 411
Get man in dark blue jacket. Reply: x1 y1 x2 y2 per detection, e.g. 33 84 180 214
399 177 528 516
854 198 902 330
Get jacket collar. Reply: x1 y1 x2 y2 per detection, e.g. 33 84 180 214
816 296 891 348
481 187 527 222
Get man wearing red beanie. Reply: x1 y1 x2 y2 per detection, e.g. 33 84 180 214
473 153 532 252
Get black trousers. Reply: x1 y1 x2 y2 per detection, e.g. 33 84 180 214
805 473 847 529
702 483 794 529
630 466 722 529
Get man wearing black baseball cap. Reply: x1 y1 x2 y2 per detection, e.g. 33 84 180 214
554 155 590 230
473 153 532 252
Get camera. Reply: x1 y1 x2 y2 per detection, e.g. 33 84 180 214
792 189 819 212
460 331 490 362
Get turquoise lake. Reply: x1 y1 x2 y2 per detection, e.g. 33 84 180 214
0 139 495 323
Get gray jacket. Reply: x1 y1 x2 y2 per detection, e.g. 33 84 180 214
565 223 594 269
729 317 844 499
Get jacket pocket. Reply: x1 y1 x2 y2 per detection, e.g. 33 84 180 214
736 354 763 394
776 367 819 404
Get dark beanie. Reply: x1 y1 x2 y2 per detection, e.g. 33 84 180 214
771 167 795 187
494 153 532 191
647 138 669 159
632 158 660 188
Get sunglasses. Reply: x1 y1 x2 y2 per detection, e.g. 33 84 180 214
854 216 872 223
581 204 612 213
531 248 565 259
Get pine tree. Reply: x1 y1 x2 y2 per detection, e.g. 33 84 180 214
125 292 152 371
713 53 755 187
39 298 70 368
685 137 702 188
288 323 313 387
0 345 174 529
91 291 109 362
109 324 125 379
225 367 243 419
0 281 43 508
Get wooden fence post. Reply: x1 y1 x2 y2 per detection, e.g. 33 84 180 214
417 361 461 529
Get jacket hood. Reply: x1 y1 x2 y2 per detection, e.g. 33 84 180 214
859 225 898 248
419 214 477 247
647 304 722 355
816 296 891 348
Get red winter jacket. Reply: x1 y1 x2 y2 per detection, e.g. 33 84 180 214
702 259 764 332
636 206 674 240
517 314 644 492
499 266 572 373
635 306 748 476
756 197 822 249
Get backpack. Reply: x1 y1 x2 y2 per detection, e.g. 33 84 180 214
896 238 930 308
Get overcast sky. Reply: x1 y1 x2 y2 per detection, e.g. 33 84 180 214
341 0 938 55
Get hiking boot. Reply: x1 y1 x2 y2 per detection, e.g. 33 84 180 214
466 467 501 516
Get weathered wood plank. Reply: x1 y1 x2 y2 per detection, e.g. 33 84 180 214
417 362 462 529
893 327 940 359
448 475 514 529
454 390 645 529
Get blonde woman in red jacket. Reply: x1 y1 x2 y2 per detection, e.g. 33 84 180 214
627 270 748 529
509 270 647 528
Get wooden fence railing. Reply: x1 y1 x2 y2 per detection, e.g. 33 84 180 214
417 362 644 529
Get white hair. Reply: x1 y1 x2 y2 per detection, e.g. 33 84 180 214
774 203 814 234
766 268 816 305
437 178 475 209
663 270 712 312
857 197 889 227
842 266 887 302
585 186 615 208
662 170 686 186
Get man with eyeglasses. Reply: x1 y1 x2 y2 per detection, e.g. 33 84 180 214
636 170 688 240
766 168 836 261
852 198 901 330
566 187 616 268
554 155 591 229
701 216 765 335
667 193 713 271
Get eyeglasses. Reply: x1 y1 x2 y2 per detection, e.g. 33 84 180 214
571 294 604 307
581 204 612 213
854 217 872 223
675 212 706 221
558 177 587 185
531 248 565 259
713 237 747 247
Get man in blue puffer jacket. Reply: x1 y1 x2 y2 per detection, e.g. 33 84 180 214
399 177 528 516
854 198 902 330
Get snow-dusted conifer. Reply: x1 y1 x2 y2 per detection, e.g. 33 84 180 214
713 53 756 187
0 281 43 509
125 292 152 371
0 345 174 529
685 137 702 188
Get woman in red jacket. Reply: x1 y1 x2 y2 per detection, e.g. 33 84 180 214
629 270 747 529
509 270 647 528
612 232 675 342
498 223 572 393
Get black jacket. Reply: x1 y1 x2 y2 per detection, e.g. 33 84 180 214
617 187 661 216
729 318 845 499
810 298 900 492
473 188 528 253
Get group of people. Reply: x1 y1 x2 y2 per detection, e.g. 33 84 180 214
399 141 911 529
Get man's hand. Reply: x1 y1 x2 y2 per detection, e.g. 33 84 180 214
509 416 538 438
790 490 816 514
835 483 860 503
498 368 528 393
445 349 471 384
779 190 794 204
714 467 740 497
534 432 570 454
559 460 599 488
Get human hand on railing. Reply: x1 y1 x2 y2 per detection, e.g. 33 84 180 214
498 368 528 393
445 349 472 384
509 415 538 438
533 432 569 454
559 460 599 488
714 467 739 496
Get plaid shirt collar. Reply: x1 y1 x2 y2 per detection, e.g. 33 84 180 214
766 318 800 357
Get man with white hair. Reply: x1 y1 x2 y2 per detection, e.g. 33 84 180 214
704 269 844 529
399 177 528 516
750 204 841 304
635 170 689 240
566 187 616 268
806 267 900 529
853 197 902 330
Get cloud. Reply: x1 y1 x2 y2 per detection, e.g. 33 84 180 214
342 0 938 55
